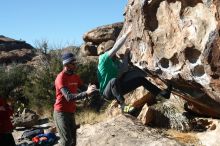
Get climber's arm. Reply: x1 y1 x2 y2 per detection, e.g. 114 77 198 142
107 26 132 58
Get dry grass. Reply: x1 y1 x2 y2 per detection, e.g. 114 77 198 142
166 130 202 145
32 106 53 118
75 109 107 125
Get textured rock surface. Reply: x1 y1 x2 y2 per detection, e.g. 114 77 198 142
119 0 220 117
83 22 123 44
197 119 220 146
81 22 123 56
80 42 98 56
77 115 186 146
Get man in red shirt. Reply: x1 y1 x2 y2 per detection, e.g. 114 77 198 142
0 96 15 146
53 52 97 146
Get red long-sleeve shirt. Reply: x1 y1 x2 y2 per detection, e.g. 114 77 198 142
0 98 13 133
54 70 83 113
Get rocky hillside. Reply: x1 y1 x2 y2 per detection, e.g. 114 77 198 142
0 35 36 65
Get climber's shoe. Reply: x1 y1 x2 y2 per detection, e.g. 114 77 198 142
121 104 136 115
156 84 173 101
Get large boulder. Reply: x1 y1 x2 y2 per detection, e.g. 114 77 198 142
117 0 220 118
77 115 186 146
80 42 98 56
83 22 123 44
81 22 123 56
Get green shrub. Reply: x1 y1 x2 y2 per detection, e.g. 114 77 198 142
0 65 29 98
23 54 62 114
76 60 98 85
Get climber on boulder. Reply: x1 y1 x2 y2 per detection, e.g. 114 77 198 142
97 25 172 114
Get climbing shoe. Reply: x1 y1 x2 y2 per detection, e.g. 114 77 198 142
156 84 173 101
121 104 136 114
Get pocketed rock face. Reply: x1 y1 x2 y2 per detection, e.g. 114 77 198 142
120 0 220 117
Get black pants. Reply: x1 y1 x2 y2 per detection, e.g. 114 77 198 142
103 69 161 104
0 133 16 146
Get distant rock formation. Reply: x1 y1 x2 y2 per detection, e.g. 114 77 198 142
118 0 220 118
0 35 35 65
81 22 123 56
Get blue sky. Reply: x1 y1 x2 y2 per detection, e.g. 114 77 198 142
0 0 127 47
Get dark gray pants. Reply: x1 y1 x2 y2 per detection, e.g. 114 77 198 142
103 69 161 104
53 110 76 146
